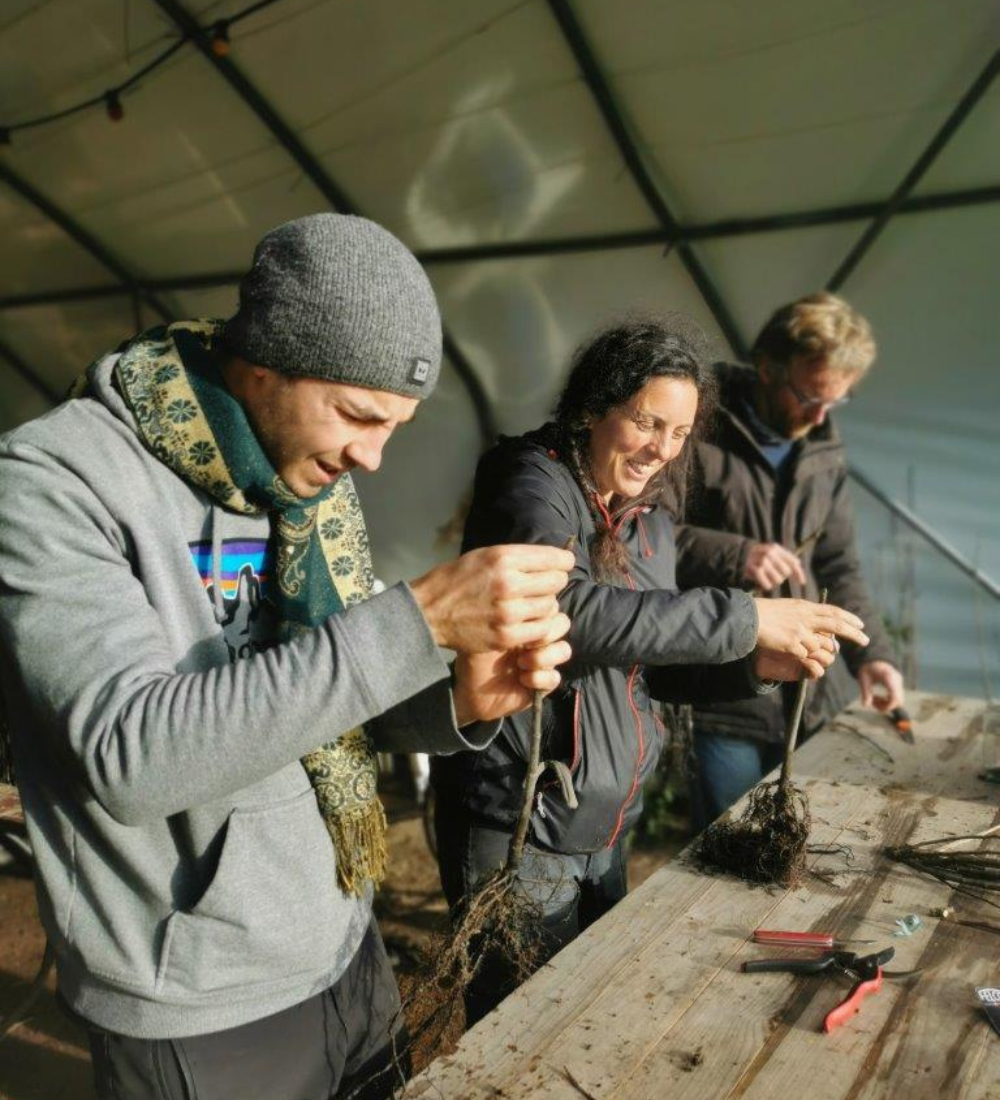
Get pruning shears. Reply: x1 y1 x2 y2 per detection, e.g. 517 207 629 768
887 706 915 745
742 946 895 1033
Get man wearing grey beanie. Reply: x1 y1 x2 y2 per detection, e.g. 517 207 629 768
0 213 573 1100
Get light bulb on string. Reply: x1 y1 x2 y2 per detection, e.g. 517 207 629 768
0 0 284 141
210 21 231 57
105 91 124 122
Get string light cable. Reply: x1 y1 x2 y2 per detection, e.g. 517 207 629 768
0 0 286 142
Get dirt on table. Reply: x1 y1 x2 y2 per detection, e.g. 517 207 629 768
0 776 684 1098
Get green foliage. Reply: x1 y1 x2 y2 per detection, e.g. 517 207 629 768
634 766 689 847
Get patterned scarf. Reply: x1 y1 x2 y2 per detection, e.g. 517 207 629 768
82 319 386 896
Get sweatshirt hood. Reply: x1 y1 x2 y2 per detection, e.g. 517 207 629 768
80 329 231 625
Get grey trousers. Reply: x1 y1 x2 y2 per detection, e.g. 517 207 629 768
434 797 628 1027
84 921 408 1100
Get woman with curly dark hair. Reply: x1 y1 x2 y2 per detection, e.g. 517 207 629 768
431 315 868 1025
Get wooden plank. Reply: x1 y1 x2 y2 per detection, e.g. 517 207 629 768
798 694 989 801
410 775 883 1099
615 797 1000 1100
407 693 1000 1099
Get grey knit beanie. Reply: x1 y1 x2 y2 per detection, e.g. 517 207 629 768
223 214 441 399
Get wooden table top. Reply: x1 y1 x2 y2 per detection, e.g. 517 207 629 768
408 691 1000 1100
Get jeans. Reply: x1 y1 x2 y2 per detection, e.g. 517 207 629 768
691 733 785 832
434 796 628 1027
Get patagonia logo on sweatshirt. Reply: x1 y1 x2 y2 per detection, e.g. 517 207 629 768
188 539 277 660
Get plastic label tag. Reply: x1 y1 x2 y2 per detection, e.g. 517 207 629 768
976 988 1000 1036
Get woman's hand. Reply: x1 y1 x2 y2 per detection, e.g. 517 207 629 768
753 634 838 682
753 597 868 660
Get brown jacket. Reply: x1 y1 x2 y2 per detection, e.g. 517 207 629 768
674 363 897 744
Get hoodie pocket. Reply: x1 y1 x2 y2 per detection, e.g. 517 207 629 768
155 788 346 998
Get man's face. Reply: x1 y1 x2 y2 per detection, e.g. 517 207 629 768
755 355 861 440
240 366 419 498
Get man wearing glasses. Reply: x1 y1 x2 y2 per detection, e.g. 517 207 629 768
673 292 904 827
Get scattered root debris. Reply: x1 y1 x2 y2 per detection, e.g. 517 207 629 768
825 720 895 763
668 1045 705 1072
807 842 855 864
558 1064 602 1100
886 824 1000 910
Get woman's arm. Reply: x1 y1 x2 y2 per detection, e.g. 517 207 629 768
463 447 759 670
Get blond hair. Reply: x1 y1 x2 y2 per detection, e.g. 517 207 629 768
751 292 876 374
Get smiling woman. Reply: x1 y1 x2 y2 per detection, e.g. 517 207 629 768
588 376 699 502
549 317 715 583
428 313 867 1028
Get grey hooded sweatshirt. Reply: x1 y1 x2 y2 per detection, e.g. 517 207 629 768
0 354 494 1039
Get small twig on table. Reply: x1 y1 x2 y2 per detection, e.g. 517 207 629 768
933 907 1000 937
825 721 895 764
886 827 1000 910
558 1065 602 1100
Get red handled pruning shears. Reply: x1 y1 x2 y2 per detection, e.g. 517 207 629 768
742 946 895 1033
887 706 915 744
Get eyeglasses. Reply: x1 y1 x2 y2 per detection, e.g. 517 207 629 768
781 368 854 411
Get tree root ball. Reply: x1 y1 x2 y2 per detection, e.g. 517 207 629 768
697 781 811 888
399 868 545 1061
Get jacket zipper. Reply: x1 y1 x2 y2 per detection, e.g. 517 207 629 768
606 567 646 849
636 512 653 557
570 687 582 773
591 500 653 849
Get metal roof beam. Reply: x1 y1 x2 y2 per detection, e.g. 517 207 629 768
150 0 355 215
0 161 173 322
828 49 1000 292
849 465 1000 603
685 183 1000 242
149 0 497 445
7 181 997 311
545 0 748 358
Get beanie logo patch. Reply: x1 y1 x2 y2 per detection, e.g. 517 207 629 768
409 357 430 385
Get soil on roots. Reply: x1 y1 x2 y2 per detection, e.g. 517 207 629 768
697 781 811 888
399 867 545 1064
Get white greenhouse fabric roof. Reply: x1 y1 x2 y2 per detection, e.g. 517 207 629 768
1 0 998 694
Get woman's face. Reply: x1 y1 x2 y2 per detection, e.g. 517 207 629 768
588 376 699 502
